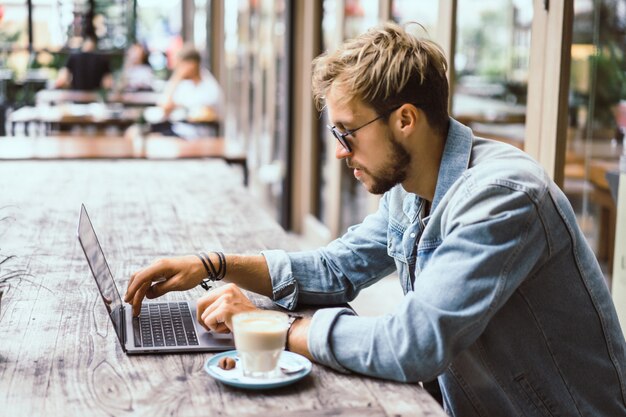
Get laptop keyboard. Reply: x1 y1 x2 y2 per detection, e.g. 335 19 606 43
133 302 199 347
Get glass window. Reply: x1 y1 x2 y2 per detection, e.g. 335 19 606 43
30 0 72 51
1 2 29 52
194 0 207 52
137 0 182 72
101 1 134 50
344 0 379 40
316 0 338 229
565 0 625 284
1 2 29 79
222 0 292 227
317 0 380 236
223 0 247 146
453 0 532 150
2 0 134 81
392 0 438 38
341 0 387 234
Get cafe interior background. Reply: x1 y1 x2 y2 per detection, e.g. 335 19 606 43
0 0 625 319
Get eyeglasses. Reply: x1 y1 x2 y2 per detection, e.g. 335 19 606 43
327 106 401 153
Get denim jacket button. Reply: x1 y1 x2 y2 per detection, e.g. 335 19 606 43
410 232 416 238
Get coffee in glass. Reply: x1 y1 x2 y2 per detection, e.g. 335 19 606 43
232 310 289 378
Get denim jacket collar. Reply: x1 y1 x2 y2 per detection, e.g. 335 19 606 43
431 118 473 214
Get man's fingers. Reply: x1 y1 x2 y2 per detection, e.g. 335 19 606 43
197 292 221 328
131 274 181 315
211 322 230 333
132 281 152 316
200 294 225 327
200 298 232 333
127 272 137 290
196 284 235 324
124 272 137 302
124 260 171 302
199 290 256 334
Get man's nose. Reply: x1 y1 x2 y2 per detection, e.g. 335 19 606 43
335 142 352 159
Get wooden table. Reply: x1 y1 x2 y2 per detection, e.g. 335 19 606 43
9 105 221 139
8 105 144 135
0 135 248 185
36 89 161 107
0 160 445 417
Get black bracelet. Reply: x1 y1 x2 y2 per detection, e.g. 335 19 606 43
195 253 214 280
196 251 227 283
196 253 215 291
201 252 219 279
215 251 226 281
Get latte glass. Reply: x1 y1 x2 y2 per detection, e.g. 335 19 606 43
232 311 289 378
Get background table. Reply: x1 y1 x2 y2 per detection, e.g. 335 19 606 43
0 135 248 185
35 89 161 107
0 160 445 417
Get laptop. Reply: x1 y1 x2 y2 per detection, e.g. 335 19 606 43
77 204 235 354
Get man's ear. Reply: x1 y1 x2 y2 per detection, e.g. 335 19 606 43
396 104 420 135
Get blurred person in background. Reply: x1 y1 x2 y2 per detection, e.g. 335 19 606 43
118 43 155 92
159 45 222 120
147 45 222 138
54 35 112 91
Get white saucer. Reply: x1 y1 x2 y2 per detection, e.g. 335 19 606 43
204 350 312 390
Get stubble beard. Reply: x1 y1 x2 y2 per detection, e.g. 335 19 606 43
348 132 411 195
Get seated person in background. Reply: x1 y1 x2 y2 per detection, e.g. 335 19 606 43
125 22 626 416
148 45 223 139
54 35 113 91
160 45 222 119
118 43 155 92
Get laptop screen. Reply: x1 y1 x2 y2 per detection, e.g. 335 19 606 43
77 204 125 347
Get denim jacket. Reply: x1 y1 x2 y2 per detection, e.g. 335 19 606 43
262 119 626 417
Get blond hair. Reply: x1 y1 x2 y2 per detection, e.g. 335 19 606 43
312 22 449 133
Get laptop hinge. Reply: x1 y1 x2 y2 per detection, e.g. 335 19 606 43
120 305 127 352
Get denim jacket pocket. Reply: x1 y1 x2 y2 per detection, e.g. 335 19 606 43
416 239 441 271
387 245 412 294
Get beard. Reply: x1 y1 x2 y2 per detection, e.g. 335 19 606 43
348 131 411 195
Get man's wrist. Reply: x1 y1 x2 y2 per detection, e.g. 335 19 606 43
285 315 312 360
195 252 227 290
190 255 209 286
285 313 303 351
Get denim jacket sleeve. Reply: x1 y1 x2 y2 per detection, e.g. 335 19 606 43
280 179 548 382
261 194 397 310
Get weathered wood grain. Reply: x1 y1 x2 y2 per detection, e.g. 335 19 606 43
0 160 446 417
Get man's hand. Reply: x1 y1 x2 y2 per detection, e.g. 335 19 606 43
196 283 258 333
124 255 205 316
196 283 314 361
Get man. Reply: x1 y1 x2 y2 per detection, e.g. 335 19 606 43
150 45 223 138
125 23 626 416
55 35 112 91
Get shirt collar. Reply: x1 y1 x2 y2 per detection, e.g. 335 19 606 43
431 118 473 213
